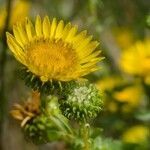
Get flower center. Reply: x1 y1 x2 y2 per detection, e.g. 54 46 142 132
26 40 78 81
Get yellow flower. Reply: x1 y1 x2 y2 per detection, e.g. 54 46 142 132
96 76 124 113
7 16 102 82
0 0 30 33
113 27 134 50
120 39 150 78
113 85 142 107
122 125 149 144
96 76 123 91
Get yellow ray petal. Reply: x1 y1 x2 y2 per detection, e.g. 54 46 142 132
80 50 101 63
77 67 99 76
25 17 35 41
17 22 28 45
55 20 64 39
7 33 26 64
79 41 99 58
35 15 42 37
83 65 100 73
43 16 50 38
73 30 87 44
75 35 93 50
50 18 57 38
13 25 24 47
81 58 101 68
62 22 71 40
65 25 78 43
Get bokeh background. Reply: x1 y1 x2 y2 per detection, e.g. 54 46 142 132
0 0 150 150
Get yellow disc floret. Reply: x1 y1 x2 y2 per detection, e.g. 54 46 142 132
7 16 102 82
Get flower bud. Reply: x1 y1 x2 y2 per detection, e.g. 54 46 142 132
59 80 103 122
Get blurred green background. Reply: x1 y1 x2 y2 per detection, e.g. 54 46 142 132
0 0 149 149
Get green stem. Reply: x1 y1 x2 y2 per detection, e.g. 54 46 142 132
81 123 91 150
0 0 12 149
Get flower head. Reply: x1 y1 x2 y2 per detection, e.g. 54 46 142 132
120 39 150 78
113 85 143 112
122 125 149 144
96 76 124 92
7 15 102 84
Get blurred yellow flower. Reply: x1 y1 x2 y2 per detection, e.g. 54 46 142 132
122 125 149 144
113 27 134 50
145 75 150 85
96 76 124 113
120 39 150 78
96 76 123 91
0 0 30 33
113 85 142 107
7 15 103 82
107 101 118 113
97 76 143 113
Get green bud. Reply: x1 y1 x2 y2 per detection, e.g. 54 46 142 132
24 115 50 144
23 96 73 145
59 80 103 122
23 113 72 144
